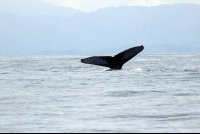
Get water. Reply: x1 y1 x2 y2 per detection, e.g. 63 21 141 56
0 53 200 133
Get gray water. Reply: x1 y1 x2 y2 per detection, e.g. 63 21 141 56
0 53 200 133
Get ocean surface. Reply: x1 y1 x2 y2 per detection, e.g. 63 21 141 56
0 53 200 133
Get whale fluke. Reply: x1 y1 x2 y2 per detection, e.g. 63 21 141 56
81 45 144 69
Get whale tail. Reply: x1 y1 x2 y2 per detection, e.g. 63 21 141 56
81 45 144 69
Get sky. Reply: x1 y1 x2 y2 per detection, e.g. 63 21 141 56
40 0 200 12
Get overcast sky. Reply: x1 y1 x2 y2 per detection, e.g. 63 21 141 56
40 0 200 12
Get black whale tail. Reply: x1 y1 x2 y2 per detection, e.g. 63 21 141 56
81 45 144 69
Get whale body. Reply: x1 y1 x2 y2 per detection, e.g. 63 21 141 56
81 45 144 69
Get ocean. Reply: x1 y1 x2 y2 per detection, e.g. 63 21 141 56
0 53 200 133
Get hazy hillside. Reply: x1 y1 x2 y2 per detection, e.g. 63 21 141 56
0 0 82 17
0 4 200 56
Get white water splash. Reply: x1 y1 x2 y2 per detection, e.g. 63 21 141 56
122 68 143 71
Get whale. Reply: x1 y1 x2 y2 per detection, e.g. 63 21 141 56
81 45 144 70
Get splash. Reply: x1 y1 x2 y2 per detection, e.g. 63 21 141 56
123 68 143 71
